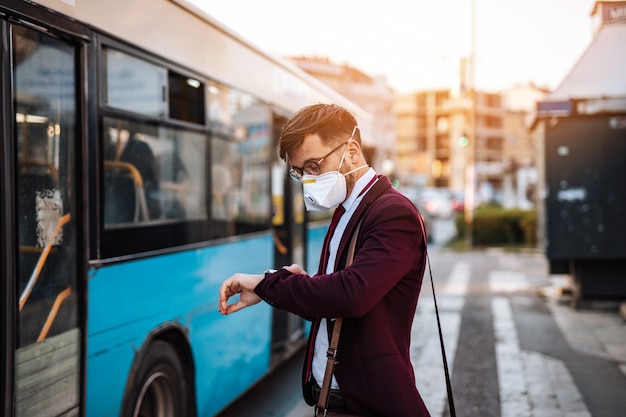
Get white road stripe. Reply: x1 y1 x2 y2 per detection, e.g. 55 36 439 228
489 270 529 293
492 295 591 417
493 296 532 417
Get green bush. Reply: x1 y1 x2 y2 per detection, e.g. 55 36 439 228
454 206 536 247
519 211 537 245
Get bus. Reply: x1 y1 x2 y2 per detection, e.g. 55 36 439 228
0 1 373 416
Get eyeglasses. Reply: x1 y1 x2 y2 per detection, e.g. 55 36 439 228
288 141 346 182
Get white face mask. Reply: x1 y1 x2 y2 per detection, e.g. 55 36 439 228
301 139 368 211
302 170 348 211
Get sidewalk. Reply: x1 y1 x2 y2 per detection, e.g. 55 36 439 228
541 275 626 376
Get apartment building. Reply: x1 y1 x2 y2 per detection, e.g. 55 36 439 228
395 88 503 200
395 79 549 207
290 55 545 208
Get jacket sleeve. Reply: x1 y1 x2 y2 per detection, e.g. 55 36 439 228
254 192 425 319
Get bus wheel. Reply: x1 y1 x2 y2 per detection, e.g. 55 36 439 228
123 340 189 417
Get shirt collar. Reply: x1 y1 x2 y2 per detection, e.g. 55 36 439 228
341 168 377 212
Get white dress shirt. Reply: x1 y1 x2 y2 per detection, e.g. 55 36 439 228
312 168 377 389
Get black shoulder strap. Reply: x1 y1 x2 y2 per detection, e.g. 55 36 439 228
420 215 456 417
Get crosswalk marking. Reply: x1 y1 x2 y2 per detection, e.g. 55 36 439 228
489 270 529 293
491 292 592 417
413 264 592 417
493 296 532 417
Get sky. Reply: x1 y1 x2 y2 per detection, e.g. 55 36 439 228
188 0 596 93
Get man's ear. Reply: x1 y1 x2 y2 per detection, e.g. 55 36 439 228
347 140 360 162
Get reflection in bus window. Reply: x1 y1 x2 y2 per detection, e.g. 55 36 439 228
103 118 207 227
104 48 205 124
13 23 80 417
14 24 78 346
209 85 271 238
104 48 167 118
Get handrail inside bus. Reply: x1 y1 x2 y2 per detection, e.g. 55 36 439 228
104 160 144 187
19 213 71 311
37 286 72 342
104 160 150 222
19 159 59 183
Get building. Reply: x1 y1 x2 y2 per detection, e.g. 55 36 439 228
394 75 550 210
288 56 396 176
395 87 509 203
500 83 549 209
289 57 545 211
394 89 450 187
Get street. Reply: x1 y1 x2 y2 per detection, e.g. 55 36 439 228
215 247 626 417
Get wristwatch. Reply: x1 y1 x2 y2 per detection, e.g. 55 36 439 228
264 269 277 278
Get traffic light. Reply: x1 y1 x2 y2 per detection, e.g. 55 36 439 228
458 133 469 148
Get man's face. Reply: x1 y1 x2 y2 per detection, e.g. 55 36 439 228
288 133 359 195
289 133 347 178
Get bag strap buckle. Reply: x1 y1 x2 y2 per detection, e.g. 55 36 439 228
326 347 337 359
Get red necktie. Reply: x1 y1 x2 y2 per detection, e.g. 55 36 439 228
318 176 377 273
321 205 346 272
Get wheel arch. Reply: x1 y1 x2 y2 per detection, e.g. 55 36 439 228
120 321 197 417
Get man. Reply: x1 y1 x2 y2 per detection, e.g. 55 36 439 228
218 103 430 417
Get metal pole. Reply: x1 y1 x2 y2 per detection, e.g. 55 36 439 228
464 0 477 249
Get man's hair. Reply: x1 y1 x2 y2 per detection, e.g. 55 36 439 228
278 103 359 161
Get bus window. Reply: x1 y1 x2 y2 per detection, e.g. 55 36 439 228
104 48 205 125
103 47 167 118
169 70 205 124
13 24 80 416
208 84 271 238
103 118 207 227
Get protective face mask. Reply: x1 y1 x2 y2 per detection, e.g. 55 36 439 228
300 128 367 211
302 165 368 211
302 170 348 211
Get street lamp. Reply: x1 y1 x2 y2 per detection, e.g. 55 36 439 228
458 133 469 148
465 0 477 250
459 132 474 249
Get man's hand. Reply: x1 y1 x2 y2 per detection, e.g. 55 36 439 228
283 264 307 275
218 265 307 315
218 273 263 315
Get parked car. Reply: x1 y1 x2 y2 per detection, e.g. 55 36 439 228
450 191 465 213
397 186 433 243
417 188 454 219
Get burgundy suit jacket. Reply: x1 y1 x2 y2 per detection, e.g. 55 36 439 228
255 175 430 417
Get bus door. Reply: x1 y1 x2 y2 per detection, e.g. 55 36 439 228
269 112 307 365
1 16 84 417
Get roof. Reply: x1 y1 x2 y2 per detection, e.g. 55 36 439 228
591 0 626 16
546 23 626 101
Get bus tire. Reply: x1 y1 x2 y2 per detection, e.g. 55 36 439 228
121 340 190 417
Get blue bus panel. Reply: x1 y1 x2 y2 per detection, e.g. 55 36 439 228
87 235 273 417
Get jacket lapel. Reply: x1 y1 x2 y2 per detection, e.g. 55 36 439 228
333 175 391 271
